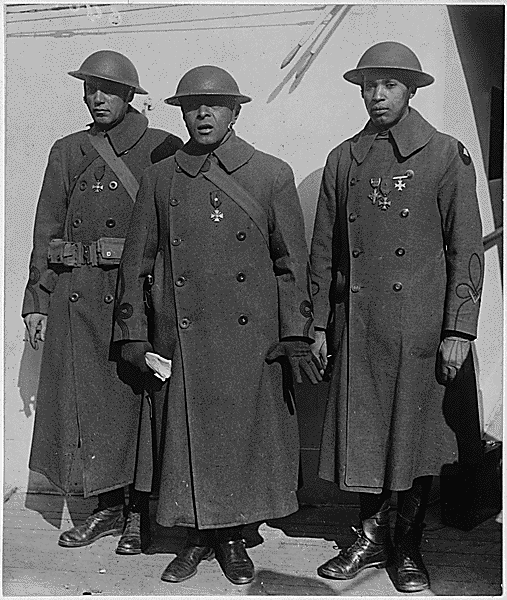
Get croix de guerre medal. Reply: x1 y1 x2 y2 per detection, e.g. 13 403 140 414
210 191 223 222
92 164 105 193
369 177 392 211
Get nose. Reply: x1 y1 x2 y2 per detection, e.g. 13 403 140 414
372 84 386 101
92 89 106 104
197 104 211 117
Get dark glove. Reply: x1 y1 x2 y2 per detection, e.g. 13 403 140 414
436 336 471 385
266 340 323 385
120 341 153 373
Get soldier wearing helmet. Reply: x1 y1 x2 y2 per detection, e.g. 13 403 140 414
22 50 183 554
114 65 321 584
310 42 484 592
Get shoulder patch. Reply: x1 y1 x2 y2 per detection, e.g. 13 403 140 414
458 141 472 166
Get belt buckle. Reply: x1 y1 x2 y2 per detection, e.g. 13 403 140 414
82 243 91 265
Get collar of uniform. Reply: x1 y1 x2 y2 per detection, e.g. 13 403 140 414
175 132 255 177
351 107 436 164
88 106 149 155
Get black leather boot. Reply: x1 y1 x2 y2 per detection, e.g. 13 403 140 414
161 544 215 582
215 539 255 585
387 477 431 593
58 505 124 548
317 501 392 580
116 492 151 555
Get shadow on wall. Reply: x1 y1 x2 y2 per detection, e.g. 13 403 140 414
297 168 324 247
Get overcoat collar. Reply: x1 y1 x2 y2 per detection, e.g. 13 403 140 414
175 131 256 177
351 108 436 164
87 106 149 155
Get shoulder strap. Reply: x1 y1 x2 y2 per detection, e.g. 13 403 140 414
68 148 100 200
201 161 269 246
88 133 140 202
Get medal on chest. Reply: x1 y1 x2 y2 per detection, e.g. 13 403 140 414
368 170 415 211
210 191 224 222
92 164 106 193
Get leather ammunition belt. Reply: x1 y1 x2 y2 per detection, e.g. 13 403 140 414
48 237 124 267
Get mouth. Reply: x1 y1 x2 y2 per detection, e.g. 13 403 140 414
371 106 388 116
94 109 109 117
197 124 214 134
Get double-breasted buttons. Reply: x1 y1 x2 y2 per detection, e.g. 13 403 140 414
238 315 249 325
236 231 246 241
180 318 190 329
351 285 361 293
171 238 182 246
106 219 116 228
349 213 358 222
170 198 179 206
104 294 114 304
393 282 403 292
72 218 82 228
79 181 87 191
400 209 410 218
69 292 80 302
352 249 362 258
108 181 118 190
395 248 406 256
175 165 182 173
175 276 186 287
236 272 246 282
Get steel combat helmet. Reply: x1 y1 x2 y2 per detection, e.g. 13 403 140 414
164 65 251 106
68 50 148 95
344 41 434 88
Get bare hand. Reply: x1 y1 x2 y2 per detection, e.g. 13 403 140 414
310 330 327 375
436 336 471 385
23 313 47 350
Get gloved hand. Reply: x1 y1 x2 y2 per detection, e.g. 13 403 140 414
120 341 153 373
436 336 471 385
266 340 323 385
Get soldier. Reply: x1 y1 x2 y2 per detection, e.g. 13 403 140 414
114 65 321 585
22 50 183 554
310 42 484 593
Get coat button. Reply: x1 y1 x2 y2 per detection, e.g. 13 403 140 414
180 318 190 329
175 165 182 172
175 276 186 287
400 209 410 218
352 249 361 258
349 213 358 222
69 292 80 302
236 231 246 241
79 181 87 191
106 219 116 228
395 247 406 256
104 294 114 304
170 198 180 206
393 282 403 292
236 272 246 282
171 238 182 246
72 218 82 228
109 181 118 190
351 285 361 293
238 315 248 325
350 177 357 186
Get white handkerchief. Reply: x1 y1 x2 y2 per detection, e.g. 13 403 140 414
144 352 172 381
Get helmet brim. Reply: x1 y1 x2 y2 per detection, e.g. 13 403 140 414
68 70 148 95
343 66 434 88
164 92 252 106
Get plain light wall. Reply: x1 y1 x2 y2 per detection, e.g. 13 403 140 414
4 4 502 493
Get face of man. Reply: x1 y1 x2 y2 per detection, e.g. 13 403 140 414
361 69 414 130
180 95 238 147
84 77 133 130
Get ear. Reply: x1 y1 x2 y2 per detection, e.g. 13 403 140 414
409 86 417 99
127 88 135 103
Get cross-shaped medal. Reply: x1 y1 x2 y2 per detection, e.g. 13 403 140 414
210 208 224 222
92 181 104 193
378 197 392 211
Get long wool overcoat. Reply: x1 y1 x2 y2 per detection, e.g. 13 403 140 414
22 108 182 497
114 132 314 529
310 108 484 494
